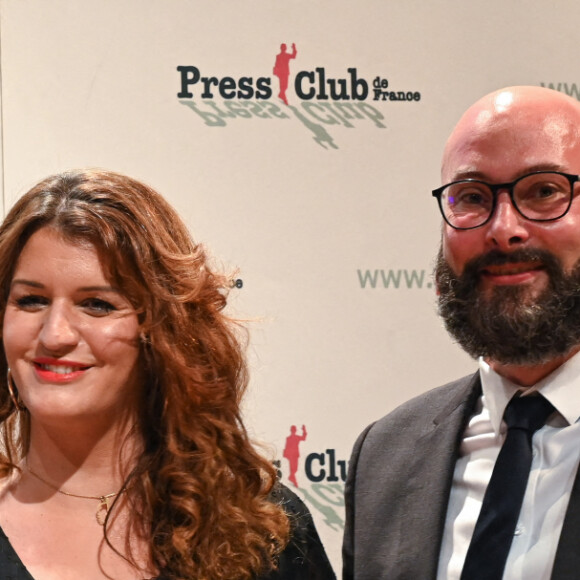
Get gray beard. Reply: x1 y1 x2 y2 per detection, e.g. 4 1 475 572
435 247 580 365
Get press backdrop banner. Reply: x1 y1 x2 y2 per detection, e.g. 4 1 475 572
1 0 580 571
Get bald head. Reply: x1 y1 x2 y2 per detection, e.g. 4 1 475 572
442 86 580 183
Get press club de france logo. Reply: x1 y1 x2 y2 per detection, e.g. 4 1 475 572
177 43 422 149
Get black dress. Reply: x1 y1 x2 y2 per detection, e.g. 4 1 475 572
258 484 336 580
0 484 336 580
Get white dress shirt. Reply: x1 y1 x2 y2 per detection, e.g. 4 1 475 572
437 353 580 580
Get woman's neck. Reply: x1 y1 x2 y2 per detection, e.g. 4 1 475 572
24 414 142 496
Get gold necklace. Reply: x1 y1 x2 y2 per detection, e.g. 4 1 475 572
25 464 124 526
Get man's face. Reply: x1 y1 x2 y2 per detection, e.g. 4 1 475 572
442 103 580 304
437 91 580 367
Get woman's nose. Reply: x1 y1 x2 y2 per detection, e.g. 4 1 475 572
38 303 80 352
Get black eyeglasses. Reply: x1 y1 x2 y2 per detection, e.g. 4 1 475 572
432 171 580 230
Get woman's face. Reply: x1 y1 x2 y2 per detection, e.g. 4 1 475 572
2 227 141 426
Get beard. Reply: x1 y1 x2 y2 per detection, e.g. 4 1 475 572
435 247 580 365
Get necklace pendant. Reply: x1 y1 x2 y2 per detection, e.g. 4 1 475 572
96 496 109 526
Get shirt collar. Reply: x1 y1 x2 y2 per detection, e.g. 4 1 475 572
479 350 580 435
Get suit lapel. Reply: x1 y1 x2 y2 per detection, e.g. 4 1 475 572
397 374 481 579
550 454 580 579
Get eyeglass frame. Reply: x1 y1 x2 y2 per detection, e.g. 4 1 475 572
431 171 580 230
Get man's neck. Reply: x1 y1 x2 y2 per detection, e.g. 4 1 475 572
488 346 580 387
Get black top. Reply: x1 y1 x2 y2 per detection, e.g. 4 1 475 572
0 484 336 580
259 484 336 580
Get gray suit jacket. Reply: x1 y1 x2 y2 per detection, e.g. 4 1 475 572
342 373 580 580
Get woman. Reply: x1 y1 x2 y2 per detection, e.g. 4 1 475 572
0 169 335 580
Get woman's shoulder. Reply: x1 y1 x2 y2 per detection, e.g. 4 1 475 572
268 481 311 519
263 483 337 580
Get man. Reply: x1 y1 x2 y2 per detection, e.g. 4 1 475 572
343 86 580 580
283 424 308 487
273 43 297 105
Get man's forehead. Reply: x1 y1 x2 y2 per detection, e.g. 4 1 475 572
441 88 580 182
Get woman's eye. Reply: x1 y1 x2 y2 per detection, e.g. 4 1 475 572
82 298 117 315
14 295 48 310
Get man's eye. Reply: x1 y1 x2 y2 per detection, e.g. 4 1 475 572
539 185 557 196
82 298 117 315
531 184 560 199
458 192 486 205
450 188 491 207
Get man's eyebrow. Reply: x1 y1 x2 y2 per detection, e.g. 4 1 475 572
449 170 487 181
450 163 568 183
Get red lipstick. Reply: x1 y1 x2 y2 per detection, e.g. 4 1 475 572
32 358 92 383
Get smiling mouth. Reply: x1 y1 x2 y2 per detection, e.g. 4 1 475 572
34 363 92 374
481 262 544 277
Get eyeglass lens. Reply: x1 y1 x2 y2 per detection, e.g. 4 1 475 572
440 172 573 229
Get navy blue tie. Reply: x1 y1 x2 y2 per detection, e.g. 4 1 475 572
460 395 555 580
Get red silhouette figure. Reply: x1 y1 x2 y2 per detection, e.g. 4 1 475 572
273 43 297 105
283 424 307 487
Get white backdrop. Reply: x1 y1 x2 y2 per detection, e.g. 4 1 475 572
2 0 580 572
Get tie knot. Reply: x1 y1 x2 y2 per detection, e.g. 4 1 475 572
503 395 555 433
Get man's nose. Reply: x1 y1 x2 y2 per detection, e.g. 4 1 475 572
38 303 80 352
485 191 530 250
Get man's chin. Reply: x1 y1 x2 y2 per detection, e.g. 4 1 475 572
436 246 580 366
478 280 547 308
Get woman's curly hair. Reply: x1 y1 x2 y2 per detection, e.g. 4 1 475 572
0 169 289 579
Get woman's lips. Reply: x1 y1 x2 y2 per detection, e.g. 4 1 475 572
32 359 93 382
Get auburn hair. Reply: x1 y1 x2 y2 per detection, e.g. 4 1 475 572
0 169 289 579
